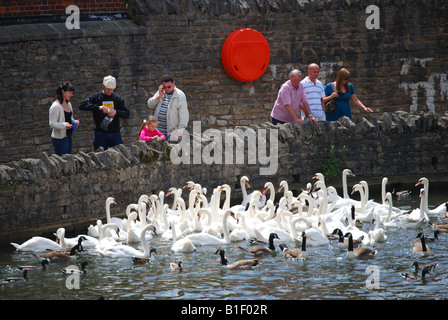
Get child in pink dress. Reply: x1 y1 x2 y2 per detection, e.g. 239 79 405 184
138 116 166 142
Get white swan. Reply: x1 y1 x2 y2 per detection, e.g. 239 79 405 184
98 224 156 258
186 210 236 246
56 228 98 250
383 190 428 229
11 229 64 252
240 176 266 209
351 184 375 223
416 177 448 216
342 169 356 199
229 211 252 241
87 197 118 237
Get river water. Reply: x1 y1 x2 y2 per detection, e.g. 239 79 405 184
1 182 447 302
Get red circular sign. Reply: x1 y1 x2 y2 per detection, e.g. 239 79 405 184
221 28 270 83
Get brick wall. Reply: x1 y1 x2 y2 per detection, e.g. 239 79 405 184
0 0 126 17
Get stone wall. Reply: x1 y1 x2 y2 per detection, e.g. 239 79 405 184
0 0 447 163
1 111 448 243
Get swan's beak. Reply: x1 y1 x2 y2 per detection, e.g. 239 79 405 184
262 188 267 195
245 181 251 189
277 187 283 193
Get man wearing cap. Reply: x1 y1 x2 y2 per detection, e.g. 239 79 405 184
79 75 130 151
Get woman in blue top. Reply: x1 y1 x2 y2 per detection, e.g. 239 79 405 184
324 68 372 121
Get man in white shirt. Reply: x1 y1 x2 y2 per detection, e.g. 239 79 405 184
300 63 326 122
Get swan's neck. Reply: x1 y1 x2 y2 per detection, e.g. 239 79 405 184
223 185 231 211
106 201 112 224
241 178 249 200
343 172 349 199
222 211 233 243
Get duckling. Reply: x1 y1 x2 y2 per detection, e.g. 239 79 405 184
39 245 80 263
170 261 184 271
345 232 377 260
2 270 28 283
239 232 279 256
61 261 88 275
132 248 157 264
332 228 363 249
411 261 438 274
413 233 431 255
215 249 259 270
278 232 308 259
17 259 49 271
400 268 430 280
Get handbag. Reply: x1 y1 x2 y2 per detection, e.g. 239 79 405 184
325 82 337 113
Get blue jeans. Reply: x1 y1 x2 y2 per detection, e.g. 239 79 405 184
52 136 72 156
93 131 123 151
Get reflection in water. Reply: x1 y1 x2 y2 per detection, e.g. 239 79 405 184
1 188 447 300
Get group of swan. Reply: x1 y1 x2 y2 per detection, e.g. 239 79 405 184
10 173 447 267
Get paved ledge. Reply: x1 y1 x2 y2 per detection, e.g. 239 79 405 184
0 19 144 43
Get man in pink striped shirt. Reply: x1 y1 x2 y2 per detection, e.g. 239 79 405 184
270 69 318 125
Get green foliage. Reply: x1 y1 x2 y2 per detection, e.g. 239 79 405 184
316 142 347 180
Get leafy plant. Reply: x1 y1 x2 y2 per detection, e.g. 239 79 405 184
316 142 347 180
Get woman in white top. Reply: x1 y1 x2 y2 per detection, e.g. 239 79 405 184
49 82 79 156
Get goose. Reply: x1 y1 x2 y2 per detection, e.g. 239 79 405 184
55 235 87 253
413 233 431 255
185 210 236 246
132 249 157 264
279 232 308 259
17 259 49 271
170 261 184 271
215 249 259 270
332 228 362 249
430 223 448 233
421 230 440 242
400 268 430 280
10 228 64 252
411 261 438 274
61 261 89 275
40 245 80 263
2 270 28 283
345 232 377 260
170 221 197 253
97 224 156 259
416 177 448 216
239 232 279 256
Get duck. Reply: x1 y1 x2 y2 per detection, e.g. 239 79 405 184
413 233 431 255
215 249 259 270
410 261 438 274
170 261 184 271
400 268 430 280
238 232 279 256
345 232 377 260
392 188 412 199
61 261 89 275
17 259 50 271
278 232 308 259
132 248 157 264
2 270 28 283
39 245 80 263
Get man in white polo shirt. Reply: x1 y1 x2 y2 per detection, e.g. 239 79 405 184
300 63 326 122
